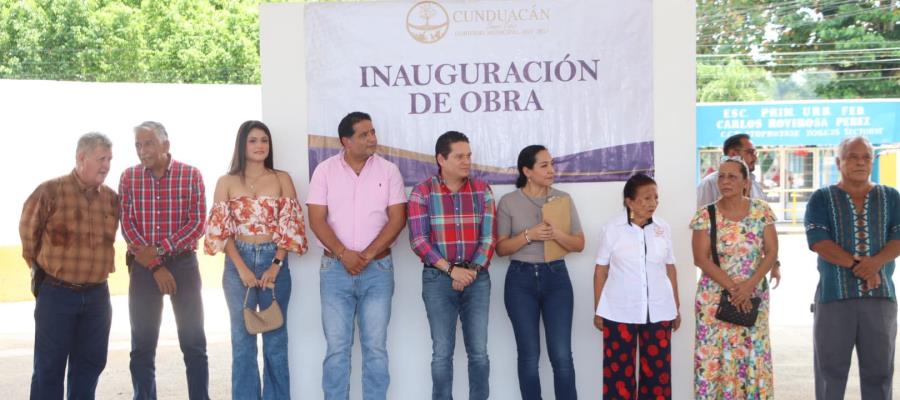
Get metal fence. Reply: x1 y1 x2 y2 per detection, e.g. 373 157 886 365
699 145 895 224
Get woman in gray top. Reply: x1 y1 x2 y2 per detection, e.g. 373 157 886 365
496 145 585 400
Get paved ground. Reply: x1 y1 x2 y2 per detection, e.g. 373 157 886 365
0 290 233 399
2 234 897 398
756 234 899 399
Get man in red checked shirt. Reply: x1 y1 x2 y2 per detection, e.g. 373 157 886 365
118 121 209 400
407 131 497 400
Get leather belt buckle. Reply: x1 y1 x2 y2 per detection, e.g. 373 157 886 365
324 248 392 260
46 275 104 292
451 261 482 272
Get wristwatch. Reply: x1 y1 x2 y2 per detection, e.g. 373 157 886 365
272 257 283 266
155 246 166 257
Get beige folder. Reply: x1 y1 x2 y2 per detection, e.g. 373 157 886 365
543 196 571 261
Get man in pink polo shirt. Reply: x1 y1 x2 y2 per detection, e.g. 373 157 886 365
307 111 407 400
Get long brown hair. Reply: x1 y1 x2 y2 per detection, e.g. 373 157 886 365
228 120 274 178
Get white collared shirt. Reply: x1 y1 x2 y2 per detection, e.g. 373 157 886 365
595 212 677 324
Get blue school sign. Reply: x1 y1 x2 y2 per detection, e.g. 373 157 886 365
697 100 898 147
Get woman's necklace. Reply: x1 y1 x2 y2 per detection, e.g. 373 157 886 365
245 171 268 196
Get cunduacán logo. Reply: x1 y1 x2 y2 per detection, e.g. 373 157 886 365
406 1 450 44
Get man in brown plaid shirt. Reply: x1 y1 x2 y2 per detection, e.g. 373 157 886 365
19 132 118 400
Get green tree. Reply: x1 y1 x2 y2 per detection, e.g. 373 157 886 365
0 0 267 83
771 0 900 98
696 0 900 100
697 59 772 102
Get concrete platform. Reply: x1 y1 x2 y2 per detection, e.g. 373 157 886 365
1 234 896 398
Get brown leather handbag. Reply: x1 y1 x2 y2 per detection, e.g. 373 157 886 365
243 286 284 334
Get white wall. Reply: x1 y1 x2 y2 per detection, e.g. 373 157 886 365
260 1 696 398
0 79 261 245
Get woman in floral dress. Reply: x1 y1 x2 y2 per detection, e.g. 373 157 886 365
690 157 779 399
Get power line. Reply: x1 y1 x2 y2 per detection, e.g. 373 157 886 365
697 0 883 25
697 55 900 67
699 58 900 69
697 3 895 40
696 40 900 49
697 68 900 78
697 47 900 59
772 67 900 76
697 0 865 26
820 75 900 82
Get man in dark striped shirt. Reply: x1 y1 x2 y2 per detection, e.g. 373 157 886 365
118 121 209 400
806 136 900 400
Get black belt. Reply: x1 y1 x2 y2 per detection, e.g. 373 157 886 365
166 250 196 263
425 261 485 272
126 249 195 266
44 274 106 292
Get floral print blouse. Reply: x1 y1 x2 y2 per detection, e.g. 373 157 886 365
204 196 308 255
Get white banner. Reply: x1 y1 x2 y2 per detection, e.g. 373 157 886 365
306 0 653 185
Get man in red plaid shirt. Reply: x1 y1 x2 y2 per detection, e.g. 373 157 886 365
408 131 496 400
118 121 209 400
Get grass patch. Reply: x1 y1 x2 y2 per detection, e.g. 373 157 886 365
0 244 224 302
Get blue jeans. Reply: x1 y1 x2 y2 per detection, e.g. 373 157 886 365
223 240 292 400
320 254 394 400
31 281 112 400
422 266 491 400
505 260 576 400
129 253 208 400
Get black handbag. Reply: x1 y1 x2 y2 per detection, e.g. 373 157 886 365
708 204 761 327
716 289 762 327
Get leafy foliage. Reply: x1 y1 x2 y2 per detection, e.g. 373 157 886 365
697 0 900 100
0 0 295 83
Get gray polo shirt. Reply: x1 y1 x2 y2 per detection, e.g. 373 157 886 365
497 188 582 263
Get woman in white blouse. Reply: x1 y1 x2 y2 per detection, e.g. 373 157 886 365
593 173 681 400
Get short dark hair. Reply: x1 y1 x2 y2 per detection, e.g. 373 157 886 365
434 131 469 173
337 112 372 142
515 144 548 188
623 173 656 222
723 133 750 155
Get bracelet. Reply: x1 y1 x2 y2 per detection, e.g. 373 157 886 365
850 259 860 269
338 249 346 261
524 229 531 243
150 264 164 273
446 264 455 277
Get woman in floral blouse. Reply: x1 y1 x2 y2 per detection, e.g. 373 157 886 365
690 156 779 399
204 120 308 400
